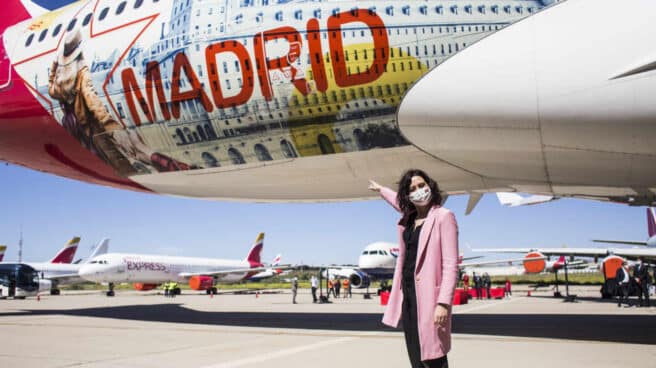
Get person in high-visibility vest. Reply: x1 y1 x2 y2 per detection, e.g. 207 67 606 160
342 278 351 298
170 282 179 297
327 279 335 298
162 282 169 297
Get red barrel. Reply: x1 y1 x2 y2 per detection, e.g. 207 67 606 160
380 291 390 306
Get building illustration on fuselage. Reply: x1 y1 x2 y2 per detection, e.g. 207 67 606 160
10 0 552 174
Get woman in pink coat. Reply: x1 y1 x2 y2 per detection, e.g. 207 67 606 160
369 169 459 367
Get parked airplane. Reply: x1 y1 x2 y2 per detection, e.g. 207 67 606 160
593 208 656 248
78 232 272 296
326 241 543 289
248 254 286 281
6 1 649 206
29 238 109 294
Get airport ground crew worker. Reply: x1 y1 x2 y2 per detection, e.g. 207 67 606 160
342 278 351 298
162 282 169 297
505 278 512 298
335 277 341 297
327 279 335 298
291 277 298 304
170 282 179 297
473 272 482 300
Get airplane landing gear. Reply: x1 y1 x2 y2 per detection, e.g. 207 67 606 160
106 283 115 297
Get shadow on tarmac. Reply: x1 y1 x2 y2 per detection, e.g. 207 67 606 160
1 304 654 345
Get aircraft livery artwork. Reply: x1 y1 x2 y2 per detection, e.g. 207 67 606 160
6 0 550 179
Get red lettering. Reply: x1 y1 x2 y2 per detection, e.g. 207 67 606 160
328 9 389 88
205 41 254 108
121 61 171 126
307 18 328 93
170 52 213 119
254 26 310 101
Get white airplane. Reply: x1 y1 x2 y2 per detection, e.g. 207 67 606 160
248 254 287 281
30 238 109 295
593 208 656 248
326 241 544 289
79 233 274 296
4 1 655 208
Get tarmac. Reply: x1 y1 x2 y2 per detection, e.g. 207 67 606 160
0 286 654 368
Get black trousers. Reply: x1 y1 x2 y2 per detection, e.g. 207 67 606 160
638 282 651 306
617 283 629 306
402 282 448 368
311 287 317 302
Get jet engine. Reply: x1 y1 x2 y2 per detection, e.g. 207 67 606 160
189 275 214 290
349 270 371 289
38 279 52 292
523 252 546 273
133 283 159 291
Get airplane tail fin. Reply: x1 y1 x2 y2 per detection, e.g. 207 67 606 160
86 238 110 262
49 236 80 263
271 254 281 266
0 245 6 262
648 208 656 238
245 233 264 267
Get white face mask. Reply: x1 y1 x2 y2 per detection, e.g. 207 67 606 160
409 186 432 206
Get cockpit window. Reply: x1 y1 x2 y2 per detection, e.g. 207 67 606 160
38 29 48 42
82 13 92 27
99 7 109 21
67 18 77 32
52 24 62 37
362 251 369 255
25 34 34 47
135 0 144 9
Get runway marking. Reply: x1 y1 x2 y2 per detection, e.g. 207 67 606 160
199 336 359 368
454 297 521 314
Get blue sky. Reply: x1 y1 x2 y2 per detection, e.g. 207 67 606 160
0 163 646 265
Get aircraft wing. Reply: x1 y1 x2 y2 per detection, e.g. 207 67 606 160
593 239 648 246
178 265 294 279
459 256 547 268
475 248 656 261
46 273 83 282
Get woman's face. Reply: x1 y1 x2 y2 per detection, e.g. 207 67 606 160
409 175 428 196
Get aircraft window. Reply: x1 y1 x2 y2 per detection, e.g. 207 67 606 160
516 6 523 14
294 10 302 20
67 19 77 32
135 0 144 9
52 24 62 37
450 5 458 14
435 5 443 14
313 9 321 18
38 29 48 42
385 6 393 16
465 5 472 14
402 6 410 15
419 5 427 15
491 5 499 14
331 8 340 17
368 7 376 15
82 13 92 27
116 1 127 15
504 5 511 14
478 5 486 14
275 11 282 21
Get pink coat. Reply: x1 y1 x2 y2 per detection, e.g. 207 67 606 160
379 187 459 361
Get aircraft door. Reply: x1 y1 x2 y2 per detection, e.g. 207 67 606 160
0 33 14 92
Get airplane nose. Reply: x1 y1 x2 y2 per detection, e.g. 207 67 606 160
397 12 546 186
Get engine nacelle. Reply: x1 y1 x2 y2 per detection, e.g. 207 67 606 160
38 279 52 292
133 283 159 291
601 255 625 280
189 276 214 290
523 252 546 273
349 271 371 289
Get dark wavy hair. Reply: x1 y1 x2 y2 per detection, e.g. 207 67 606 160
396 169 442 215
